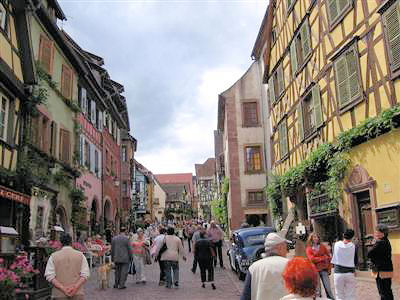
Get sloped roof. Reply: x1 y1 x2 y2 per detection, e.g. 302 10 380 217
195 158 216 178
154 173 194 195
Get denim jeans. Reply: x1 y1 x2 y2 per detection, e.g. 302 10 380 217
164 260 179 287
318 270 334 299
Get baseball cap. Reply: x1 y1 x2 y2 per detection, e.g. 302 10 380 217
264 232 292 248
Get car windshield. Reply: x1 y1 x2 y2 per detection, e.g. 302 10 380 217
244 233 266 246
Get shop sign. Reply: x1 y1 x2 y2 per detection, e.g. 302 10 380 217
0 185 30 205
376 205 400 230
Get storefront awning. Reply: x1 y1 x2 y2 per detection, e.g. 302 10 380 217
0 185 30 205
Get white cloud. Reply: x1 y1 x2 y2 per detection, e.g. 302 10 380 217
136 66 243 173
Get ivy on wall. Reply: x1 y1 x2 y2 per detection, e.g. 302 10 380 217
266 104 400 220
211 177 229 230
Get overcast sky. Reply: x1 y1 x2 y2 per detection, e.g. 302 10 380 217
59 0 267 174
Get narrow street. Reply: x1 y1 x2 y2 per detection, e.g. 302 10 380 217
84 249 400 300
85 250 242 300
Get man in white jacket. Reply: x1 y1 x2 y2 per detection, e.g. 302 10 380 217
331 229 358 300
240 232 291 300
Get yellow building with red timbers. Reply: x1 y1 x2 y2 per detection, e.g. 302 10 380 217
254 0 400 282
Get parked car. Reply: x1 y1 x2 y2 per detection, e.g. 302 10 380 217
227 226 275 281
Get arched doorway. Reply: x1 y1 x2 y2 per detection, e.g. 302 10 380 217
104 199 112 226
56 206 69 233
345 165 377 270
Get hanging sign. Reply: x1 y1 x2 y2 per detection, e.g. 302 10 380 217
0 185 30 205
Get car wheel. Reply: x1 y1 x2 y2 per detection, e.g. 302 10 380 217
235 260 246 281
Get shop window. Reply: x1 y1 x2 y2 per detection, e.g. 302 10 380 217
298 84 323 140
290 20 312 76
278 119 289 159
39 35 54 75
245 145 263 173
326 0 352 28
268 64 285 104
383 1 400 75
333 45 362 109
61 64 73 100
242 102 259 127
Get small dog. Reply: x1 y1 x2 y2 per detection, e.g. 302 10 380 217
98 260 112 290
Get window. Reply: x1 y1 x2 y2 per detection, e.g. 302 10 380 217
122 145 127 162
245 146 263 172
278 119 289 159
90 100 96 124
0 96 9 142
95 149 99 177
298 84 323 140
59 129 71 164
242 102 259 127
333 45 362 108
84 140 90 169
0 2 7 32
290 20 312 76
248 191 264 206
61 64 73 99
268 64 285 104
40 115 50 153
326 0 352 27
95 108 100 129
383 1 400 74
105 149 109 174
271 26 277 45
38 35 53 74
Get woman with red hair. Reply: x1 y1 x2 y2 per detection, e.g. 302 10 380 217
281 257 329 300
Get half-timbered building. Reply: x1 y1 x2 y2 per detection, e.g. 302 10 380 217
254 0 400 281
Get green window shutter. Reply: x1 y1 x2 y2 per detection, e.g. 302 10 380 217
328 0 339 23
334 55 350 107
312 84 323 128
268 76 275 103
301 22 312 59
384 3 400 72
277 65 285 97
298 102 304 141
279 121 288 158
346 48 361 101
290 42 298 76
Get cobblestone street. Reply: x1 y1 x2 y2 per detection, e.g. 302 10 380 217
84 249 400 300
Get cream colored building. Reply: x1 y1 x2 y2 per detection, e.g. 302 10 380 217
217 61 271 231
153 178 166 223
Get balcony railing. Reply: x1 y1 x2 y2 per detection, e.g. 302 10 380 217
247 200 266 208
309 193 338 218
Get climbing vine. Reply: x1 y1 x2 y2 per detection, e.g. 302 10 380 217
211 177 229 231
69 187 86 227
266 104 400 221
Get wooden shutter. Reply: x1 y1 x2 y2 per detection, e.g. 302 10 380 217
277 65 285 96
301 21 312 59
334 55 350 107
91 100 96 124
327 0 339 24
384 3 400 72
298 102 304 141
6 100 15 146
59 129 70 164
346 48 361 101
279 121 288 158
290 42 298 76
39 35 53 74
312 84 323 128
80 88 87 114
79 135 83 166
98 111 103 131
51 121 57 157
61 65 72 99
98 148 102 178
268 76 275 103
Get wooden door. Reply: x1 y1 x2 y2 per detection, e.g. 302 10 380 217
355 191 374 270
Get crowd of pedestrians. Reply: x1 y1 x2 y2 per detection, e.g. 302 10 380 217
43 220 395 300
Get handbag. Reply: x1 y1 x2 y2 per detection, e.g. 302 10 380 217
128 259 136 275
144 247 152 265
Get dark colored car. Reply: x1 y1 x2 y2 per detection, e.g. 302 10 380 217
227 226 275 280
